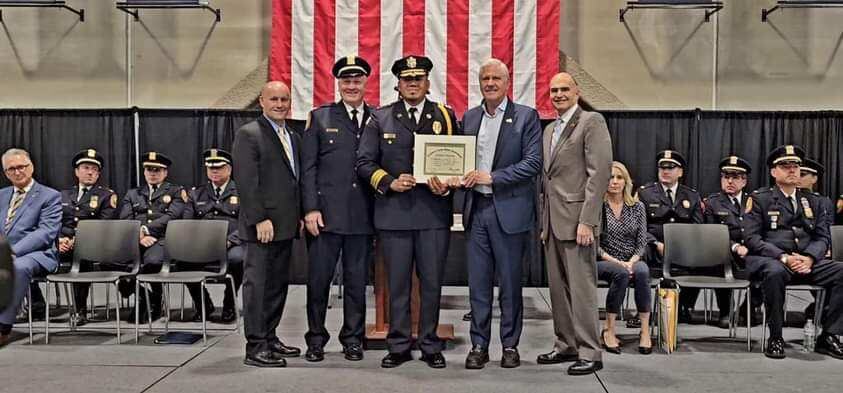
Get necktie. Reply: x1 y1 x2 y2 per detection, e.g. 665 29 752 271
351 108 360 132
215 187 222 200
666 188 674 205
150 185 158 202
732 197 740 211
278 127 295 175
408 107 418 126
551 119 564 152
5 188 26 232
78 187 89 202
791 195 798 213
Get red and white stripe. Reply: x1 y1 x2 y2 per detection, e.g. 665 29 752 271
270 0 561 120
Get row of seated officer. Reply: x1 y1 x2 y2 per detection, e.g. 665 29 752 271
20 148 241 330
605 146 843 359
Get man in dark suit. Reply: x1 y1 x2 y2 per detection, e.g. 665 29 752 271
459 58 541 370
58 149 118 326
703 156 755 328
743 145 843 359
356 55 460 369
233 81 302 368
538 72 612 376
118 152 186 322
636 150 707 323
183 148 243 324
0 148 61 346
301 56 374 362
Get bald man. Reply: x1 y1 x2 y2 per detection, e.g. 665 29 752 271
233 81 303 367
539 72 612 375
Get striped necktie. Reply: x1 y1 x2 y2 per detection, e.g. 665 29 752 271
5 188 26 232
278 128 295 175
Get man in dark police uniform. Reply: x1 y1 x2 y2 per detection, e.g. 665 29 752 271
356 55 460 369
301 56 374 362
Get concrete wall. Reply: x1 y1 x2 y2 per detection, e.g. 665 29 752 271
1 0 841 110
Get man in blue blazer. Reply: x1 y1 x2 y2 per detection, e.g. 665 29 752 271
0 148 61 345
458 59 542 369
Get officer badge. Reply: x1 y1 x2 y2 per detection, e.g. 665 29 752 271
110 194 118 208
745 197 753 214
682 199 690 209
407 56 417 68
89 195 98 209
162 195 172 204
432 121 442 135
230 196 238 205
181 189 189 202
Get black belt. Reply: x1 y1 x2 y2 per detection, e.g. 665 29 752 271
473 191 493 198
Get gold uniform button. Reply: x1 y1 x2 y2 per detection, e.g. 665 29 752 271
148 210 153 215
74 217 79 222
75 207 79 211
352 183 357 188
147 219 152 223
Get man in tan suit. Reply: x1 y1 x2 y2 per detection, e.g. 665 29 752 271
537 72 612 375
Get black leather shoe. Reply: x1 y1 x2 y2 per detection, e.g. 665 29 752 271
220 308 237 323
501 347 520 368
244 350 287 367
269 341 301 358
305 346 325 362
536 349 579 364
381 351 413 368
420 352 446 369
343 343 364 361
738 306 763 327
815 333 843 360
191 306 215 323
465 345 489 369
567 359 603 375
462 311 473 321
764 337 786 359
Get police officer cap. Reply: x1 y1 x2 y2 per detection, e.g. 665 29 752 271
204 148 232 168
73 148 104 168
142 151 172 169
332 56 371 78
657 150 686 169
766 144 804 167
801 157 824 177
719 155 751 174
391 55 433 78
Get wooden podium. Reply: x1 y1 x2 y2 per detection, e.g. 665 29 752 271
365 216 463 344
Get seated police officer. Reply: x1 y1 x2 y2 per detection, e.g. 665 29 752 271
117 152 187 322
183 149 243 323
636 150 708 323
743 145 843 359
703 156 757 328
58 149 118 326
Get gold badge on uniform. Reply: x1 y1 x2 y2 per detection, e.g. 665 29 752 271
229 196 238 205
745 197 753 214
682 199 690 209
432 121 442 135
89 195 98 209
162 195 172 204
326 128 339 133
801 197 813 219
110 194 118 208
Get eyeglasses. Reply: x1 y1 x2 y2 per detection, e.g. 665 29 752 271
4 163 30 174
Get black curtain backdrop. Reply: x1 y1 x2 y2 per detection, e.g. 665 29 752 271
1 109 842 286
0 109 135 196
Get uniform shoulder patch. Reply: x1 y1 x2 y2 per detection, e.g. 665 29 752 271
837 198 843 213
110 194 118 209
745 196 753 214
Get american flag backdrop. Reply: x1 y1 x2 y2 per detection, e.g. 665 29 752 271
269 0 561 120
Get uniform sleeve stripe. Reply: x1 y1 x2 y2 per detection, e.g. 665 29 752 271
371 169 388 189
437 104 453 136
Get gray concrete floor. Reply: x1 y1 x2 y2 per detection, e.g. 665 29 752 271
0 285 838 393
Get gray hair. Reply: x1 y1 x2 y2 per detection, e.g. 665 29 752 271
2 148 31 169
479 58 510 81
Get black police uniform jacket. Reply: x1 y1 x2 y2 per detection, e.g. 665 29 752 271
60 185 118 238
355 99 460 230
636 182 703 244
184 181 242 247
703 191 747 250
742 187 830 263
302 102 374 235
118 182 187 238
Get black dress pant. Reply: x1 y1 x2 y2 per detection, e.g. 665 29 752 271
185 245 245 312
305 232 372 348
380 229 450 355
746 256 843 338
242 239 292 355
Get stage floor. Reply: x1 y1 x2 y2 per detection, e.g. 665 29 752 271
0 285 838 393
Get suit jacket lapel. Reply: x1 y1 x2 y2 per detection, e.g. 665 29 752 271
542 122 553 173
0 188 11 235
9 182 38 230
491 100 515 169
258 116 296 177
547 108 582 171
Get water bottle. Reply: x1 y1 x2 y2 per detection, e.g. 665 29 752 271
803 319 815 352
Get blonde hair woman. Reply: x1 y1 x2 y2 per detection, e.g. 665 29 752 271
597 161 652 354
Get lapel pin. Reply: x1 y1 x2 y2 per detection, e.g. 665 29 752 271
505 118 513 123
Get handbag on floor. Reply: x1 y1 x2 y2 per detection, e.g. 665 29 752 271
658 286 679 353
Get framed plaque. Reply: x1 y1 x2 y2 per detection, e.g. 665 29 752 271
412 134 476 184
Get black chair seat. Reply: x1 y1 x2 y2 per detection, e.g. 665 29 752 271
48 271 132 283
136 271 223 283
672 275 749 289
